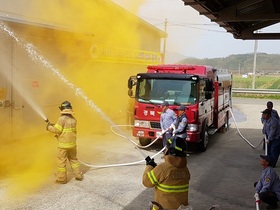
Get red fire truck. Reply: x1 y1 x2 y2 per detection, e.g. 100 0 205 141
127 64 232 151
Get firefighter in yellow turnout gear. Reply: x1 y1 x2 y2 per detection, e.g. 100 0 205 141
47 101 83 184
142 137 191 210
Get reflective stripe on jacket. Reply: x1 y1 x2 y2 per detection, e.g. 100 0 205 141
47 111 77 149
148 170 189 193
143 157 190 210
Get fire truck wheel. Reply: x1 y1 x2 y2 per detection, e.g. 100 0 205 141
139 138 151 146
198 123 209 152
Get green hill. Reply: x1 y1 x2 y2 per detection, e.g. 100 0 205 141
178 53 280 74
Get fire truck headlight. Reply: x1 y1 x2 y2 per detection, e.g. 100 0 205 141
134 120 150 128
188 124 198 132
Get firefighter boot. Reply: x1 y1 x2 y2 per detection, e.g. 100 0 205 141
55 180 67 184
75 172 84 181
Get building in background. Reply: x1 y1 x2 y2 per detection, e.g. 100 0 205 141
0 0 166 140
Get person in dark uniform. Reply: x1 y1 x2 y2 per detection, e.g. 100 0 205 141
262 109 280 167
261 102 280 150
255 155 280 209
172 105 188 142
267 101 280 120
262 101 280 124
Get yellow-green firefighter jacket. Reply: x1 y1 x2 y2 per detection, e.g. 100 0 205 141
47 109 77 149
142 155 190 210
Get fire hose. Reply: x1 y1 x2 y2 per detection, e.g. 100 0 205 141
78 128 168 168
79 147 166 168
112 108 265 153
110 125 166 148
45 116 168 168
80 107 266 169
229 108 264 149
113 108 266 152
80 123 168 168
46 107 268 210
254 193 261 210
47 109 265 209
47 107 266 170
230 107 269 210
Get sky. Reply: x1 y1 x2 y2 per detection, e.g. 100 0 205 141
111 0 280 59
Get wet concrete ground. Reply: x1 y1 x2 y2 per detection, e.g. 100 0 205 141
1 97 280 210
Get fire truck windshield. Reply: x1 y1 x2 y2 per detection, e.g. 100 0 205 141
136 79 198 105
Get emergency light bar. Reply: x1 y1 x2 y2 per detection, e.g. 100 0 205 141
147 65 196 71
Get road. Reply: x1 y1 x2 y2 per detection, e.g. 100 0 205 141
1 98 280 210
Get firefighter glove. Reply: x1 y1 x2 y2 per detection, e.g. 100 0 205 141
46 123 50 130
145 156 151 163
145 156 157 167
46 122 54 130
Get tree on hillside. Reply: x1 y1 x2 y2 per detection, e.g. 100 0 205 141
177 53 280 73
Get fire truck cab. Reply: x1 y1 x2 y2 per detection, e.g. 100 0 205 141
128 64 232 151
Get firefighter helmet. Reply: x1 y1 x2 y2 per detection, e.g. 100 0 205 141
59 101 72 111
166 136 187 157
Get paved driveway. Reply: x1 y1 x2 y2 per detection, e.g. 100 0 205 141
1 98 280 210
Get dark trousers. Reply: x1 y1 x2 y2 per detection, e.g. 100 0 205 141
162 132 172 147
268 139 280 167
259 191 279 207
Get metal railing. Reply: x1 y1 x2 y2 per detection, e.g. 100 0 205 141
232 88 280 94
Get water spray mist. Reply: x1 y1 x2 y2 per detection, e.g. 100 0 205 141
0 22 149 160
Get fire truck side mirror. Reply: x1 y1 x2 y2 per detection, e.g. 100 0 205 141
128 89 134 97
128 76 137 89
128 79 133 89
128 76 136 98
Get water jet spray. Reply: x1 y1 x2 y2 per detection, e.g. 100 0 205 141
0 69 48 125
0 22 151 162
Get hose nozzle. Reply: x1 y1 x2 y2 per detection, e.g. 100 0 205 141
45 118 49 123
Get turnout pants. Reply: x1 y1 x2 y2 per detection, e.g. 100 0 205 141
56 147 83 182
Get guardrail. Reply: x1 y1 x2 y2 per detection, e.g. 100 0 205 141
232 88 280 94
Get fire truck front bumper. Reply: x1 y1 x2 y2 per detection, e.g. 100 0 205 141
132 127 200 143
133 127 162 139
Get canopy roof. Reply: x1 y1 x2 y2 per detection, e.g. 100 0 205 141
182 0 280 40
